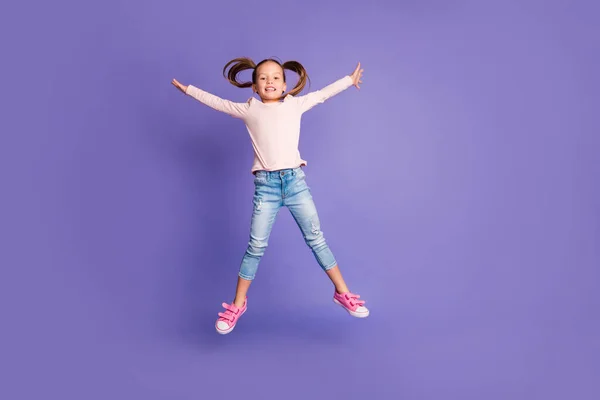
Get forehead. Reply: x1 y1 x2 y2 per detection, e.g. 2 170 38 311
256 61 283 75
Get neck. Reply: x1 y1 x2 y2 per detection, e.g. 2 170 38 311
260 97 283 104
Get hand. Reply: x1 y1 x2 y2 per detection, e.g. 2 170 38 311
349 62 364 89
172 78 188 93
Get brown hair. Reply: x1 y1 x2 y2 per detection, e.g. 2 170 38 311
222 57 310 99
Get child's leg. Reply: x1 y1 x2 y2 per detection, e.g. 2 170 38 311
323 265 350 294
284 170 350 294
234 173 281 306
233 276 252 308
285 171 369 317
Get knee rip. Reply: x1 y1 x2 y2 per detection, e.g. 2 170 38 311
255 198 263 211
311 220 320 235
307 216 322 237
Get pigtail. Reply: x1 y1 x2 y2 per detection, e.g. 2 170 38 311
282 61 310 97
223 57 256 88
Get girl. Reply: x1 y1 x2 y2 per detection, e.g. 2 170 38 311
172 57 369 335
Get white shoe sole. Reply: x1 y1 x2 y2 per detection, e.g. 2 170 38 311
333 298 369 318
215 308 246 335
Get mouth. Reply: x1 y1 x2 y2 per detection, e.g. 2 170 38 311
265 86 276 92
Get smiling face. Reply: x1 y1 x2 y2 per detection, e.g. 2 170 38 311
253 61 287 103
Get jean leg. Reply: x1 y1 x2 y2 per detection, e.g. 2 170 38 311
238 180 281 280
285 172 337 271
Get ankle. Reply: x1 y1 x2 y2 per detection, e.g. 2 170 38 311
233 297 246 308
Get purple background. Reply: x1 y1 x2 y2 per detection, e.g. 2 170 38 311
2 0 599 399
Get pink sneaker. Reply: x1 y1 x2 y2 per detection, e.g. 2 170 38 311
215 298 247 335
333 291 369 318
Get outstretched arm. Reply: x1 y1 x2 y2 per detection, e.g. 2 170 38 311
296 63 364 113
172 78 249 119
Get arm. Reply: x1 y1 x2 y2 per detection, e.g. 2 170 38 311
295 75 354 113
296 63 363 112
185 85 249 119
172 78 248 118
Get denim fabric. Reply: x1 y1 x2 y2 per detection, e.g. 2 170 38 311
238 167 337 280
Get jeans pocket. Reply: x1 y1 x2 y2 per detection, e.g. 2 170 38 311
254 171 267 185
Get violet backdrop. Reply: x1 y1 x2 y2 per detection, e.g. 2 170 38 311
2 0 599 399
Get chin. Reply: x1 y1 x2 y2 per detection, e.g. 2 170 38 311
262 92 281 100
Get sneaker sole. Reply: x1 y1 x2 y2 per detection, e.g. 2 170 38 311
333 298 369 318
215 308 246 335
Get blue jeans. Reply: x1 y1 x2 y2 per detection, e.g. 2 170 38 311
238 167 337 280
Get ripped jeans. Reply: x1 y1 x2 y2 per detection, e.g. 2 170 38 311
238 167 337 280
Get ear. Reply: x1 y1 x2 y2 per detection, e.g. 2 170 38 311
252 83 257 93
283 82 287 93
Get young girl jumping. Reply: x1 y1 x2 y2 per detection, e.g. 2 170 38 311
172 57 369 334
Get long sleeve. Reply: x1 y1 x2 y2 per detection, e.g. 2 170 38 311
185 85 249 119
295 75 354 113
